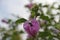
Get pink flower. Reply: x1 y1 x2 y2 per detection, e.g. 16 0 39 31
23 18 40 37
2 19 8 24
25 3 33 9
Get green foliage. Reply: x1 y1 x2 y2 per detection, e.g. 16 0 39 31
55 23 60 30
31 4 39 18
11 31 21 40
40 13 50 21
2 33 10 40
58 5 60 10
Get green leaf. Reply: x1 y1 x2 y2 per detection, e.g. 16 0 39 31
19 30 24 34
31 11 36 18
58 5 60 10
15 18 27 25
31 5 40 17
31 4 38 12
48 35 53 40
39 3 42 7
55 23 60 30
38 29 52 40
43 5 49 7
40 13 50 21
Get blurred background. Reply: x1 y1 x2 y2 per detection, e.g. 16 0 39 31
0 0 60 40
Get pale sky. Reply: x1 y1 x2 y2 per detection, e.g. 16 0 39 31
0 0 60 19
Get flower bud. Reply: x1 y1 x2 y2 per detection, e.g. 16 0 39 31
23 18 40 38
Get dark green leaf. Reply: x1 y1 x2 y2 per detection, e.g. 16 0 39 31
40 14 50 21
43 5 49 7
58 5 60 10
39 3 42 7
19 30 24 34
31 5 38 12
15 18 27 25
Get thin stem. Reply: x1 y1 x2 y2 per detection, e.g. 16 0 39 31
59 14 60 23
